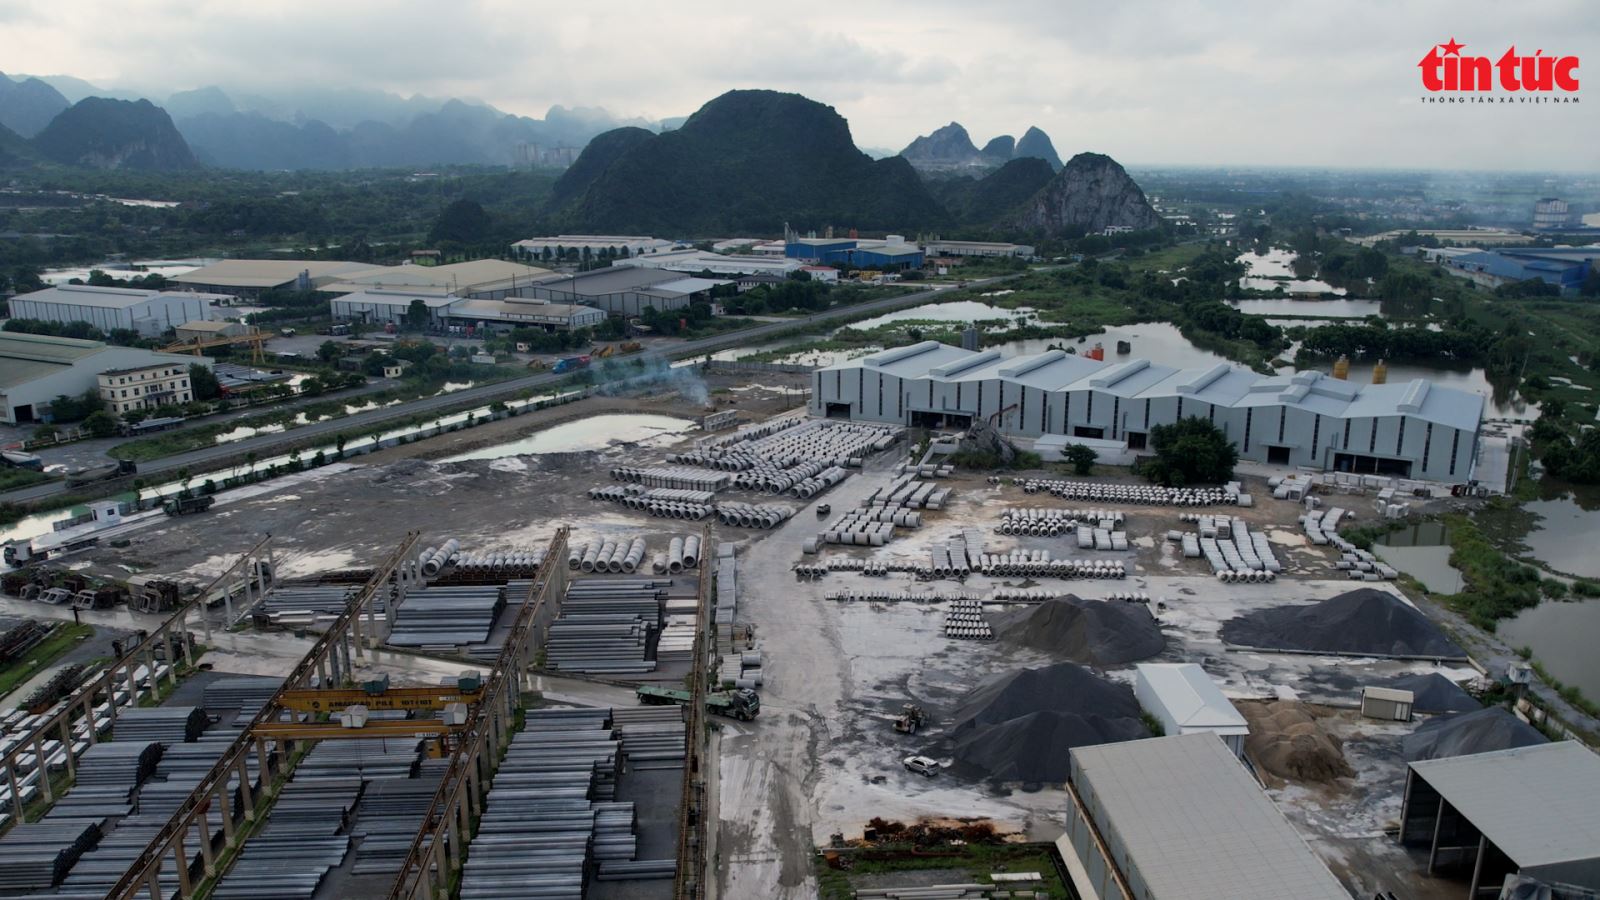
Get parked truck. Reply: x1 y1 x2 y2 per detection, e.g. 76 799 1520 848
636 685 761 721
552 354 592 375
162 494 215 517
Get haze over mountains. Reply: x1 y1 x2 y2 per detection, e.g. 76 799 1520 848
0 78 1161 240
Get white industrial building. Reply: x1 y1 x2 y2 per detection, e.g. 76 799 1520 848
512 266 730 316
811 342 1485 483
618 249 801 277
1134 663 1249 756
329 289 459 327
1064 734 1349 900
328 289 606 332
0 332 211 424
922 240 1036 258
171 259 378 297
9 285 226 338
511 235 677 258
318 259 557 299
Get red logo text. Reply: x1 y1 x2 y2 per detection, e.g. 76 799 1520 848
1419 39 1579 92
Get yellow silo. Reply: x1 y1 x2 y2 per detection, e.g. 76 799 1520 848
1333 354 1350 380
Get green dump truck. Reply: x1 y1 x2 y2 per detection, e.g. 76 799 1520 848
636 685 760 721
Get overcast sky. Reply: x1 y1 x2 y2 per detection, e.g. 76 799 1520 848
2 0 1596 171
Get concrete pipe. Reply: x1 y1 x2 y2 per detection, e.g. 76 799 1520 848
684 536 701 568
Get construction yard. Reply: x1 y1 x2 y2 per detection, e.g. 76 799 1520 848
0 368 1555 900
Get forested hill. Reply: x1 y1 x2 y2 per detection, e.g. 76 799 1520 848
549 90 949 234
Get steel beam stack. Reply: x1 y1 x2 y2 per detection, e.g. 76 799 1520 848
386 584 508 650
544 578 665 674
254 583 364 630
348 759 449 876
208 773 363 900
459 708 661 900
109 706 206 743
0 820 100 893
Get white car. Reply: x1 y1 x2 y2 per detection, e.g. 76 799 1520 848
903 755 940 777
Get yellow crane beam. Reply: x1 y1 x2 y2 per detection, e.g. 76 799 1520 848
278 686 484 713
252 720 466 741
160 330 268 364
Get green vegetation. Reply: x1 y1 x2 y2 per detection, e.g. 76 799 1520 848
1064 444 1098 475
818 842 1069 900
1529 660 1600 719
1438 512 1547 630
0 467 51 492
0 622 94 699
1141 417 1238 487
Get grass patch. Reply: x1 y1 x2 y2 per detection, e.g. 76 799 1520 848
0 622 94 699
1437 512 1546 630
0 468 53 492
818 844 1069 900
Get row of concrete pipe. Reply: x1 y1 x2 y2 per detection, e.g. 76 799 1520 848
609 465 731 492
1021 478 1237 506
568 538 650 574
648 534 701 574
714 503 794 529
417 539 460 577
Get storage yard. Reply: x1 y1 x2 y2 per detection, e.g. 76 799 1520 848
0 377 1581 900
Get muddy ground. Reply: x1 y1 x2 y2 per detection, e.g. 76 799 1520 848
27 380 1499 900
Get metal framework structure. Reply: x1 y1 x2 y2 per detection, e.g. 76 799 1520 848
102 531 420 900
675 524 712 900
0 536 273 827
384 526 570 900
160 330 267 365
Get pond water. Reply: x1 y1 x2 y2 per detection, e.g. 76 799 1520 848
1374 522 1463 593
1509 490 1600 580
41 257 216 286
441 414 696 461
1499 599 1600 701
843 301 1034 331
1235 248 1347 296
1229 298 1382 318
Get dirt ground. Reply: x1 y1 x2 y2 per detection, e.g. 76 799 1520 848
23 382 1504 900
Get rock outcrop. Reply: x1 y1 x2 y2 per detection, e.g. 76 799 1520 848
1012 152 1160 237
1014 125 1063 170
33 98 199 171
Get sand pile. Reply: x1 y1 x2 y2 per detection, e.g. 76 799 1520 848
947 662 1147 782
1239 700 1354 784
1403 707 1547 761
988 597 1165 667
1385 673 1480 713
1220 588 1466 658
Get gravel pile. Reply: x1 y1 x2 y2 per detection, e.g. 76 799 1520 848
1402 707 1548 761
1220 588 1465 658
947 662 1147 782
1385 673 1480 713
987 597 1164 667
1239 700 1354 784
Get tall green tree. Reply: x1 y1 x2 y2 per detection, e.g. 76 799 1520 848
1142 417 1238 487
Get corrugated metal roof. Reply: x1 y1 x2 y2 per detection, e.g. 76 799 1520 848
14 284 161 308
172 259 373 289
1072 734 1349 899
1409 741 1600 869
1135 664 1249 732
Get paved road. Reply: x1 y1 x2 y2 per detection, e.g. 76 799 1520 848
0 276 1017 505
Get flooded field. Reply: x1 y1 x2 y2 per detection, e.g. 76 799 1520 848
441 414 696 461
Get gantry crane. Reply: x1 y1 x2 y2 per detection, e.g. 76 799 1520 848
161 328 268 364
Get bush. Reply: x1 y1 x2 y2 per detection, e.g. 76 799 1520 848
82 410 117 438
1064 444 1097 476
1142 416 1238 486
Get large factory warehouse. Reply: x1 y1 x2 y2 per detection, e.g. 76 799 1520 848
811 342 1485 483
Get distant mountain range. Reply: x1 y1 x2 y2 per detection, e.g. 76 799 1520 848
1 75 676 171
0 76 1160 240
548 91 1157 238
900 122 1063 174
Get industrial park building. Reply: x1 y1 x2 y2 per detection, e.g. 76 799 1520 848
922 240 1036 259
170 259 378 297
618 249 801 278
1064 734 1349 900
811 342 1485 483
510 235 677 259
785 236 925 270
318 259 557 300
1401 742 1600 897
512 267 729 317
328 289 606 332
10 285 226 338
0 332 211 424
